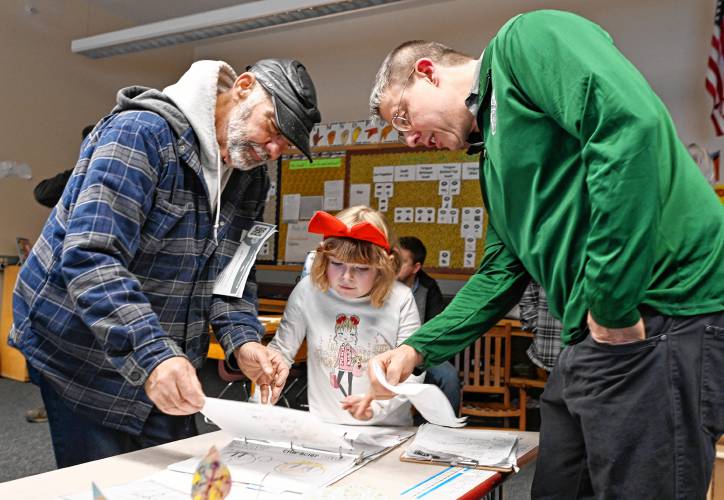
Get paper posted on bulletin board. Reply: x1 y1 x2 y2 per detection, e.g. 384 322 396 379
278 153 346 263
348 149 486 273
254 160 279 264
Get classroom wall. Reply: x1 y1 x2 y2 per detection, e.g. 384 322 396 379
195 0 720 150
0 0 194 256
0 0 720 257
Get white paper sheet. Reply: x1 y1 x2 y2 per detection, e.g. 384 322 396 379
374 182 393 198
168 439 358 494
414 207 435 223
394 207 414 223
349 183 371 207
400 467 498 499
378 197 389 212
439 163 462 180
58 470 190 500
213 223 276 298
438 250 451 267
284 222 321 263
405 424 518 469
202 398 351 450
416 164 439 181
282 193 301 222
464 251 477 268
297 195 321 220
394 165 416 181
462 207 484 223
464 236 477 252
373 165 395 183
372 362 466 427
462 162 480 180
323 180 344 211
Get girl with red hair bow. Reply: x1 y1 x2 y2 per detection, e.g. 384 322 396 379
267 206 424 425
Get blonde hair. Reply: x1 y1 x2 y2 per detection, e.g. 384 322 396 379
310 206 401 307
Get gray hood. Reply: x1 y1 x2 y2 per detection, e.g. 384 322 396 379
163 60 238 215
112 85 191 139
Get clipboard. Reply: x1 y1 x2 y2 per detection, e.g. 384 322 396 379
399 430 539 472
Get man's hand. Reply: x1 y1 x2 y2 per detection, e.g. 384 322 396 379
341 394 374 421
144 357 205 415
367 345 423 400
587 312 645 344
234 342 289 404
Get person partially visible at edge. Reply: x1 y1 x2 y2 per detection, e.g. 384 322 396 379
362 10 723 499
33 124 95 208
396 236 460 414
10 59 321 468
518 281 562 373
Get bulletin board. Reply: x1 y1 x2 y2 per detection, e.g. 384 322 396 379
277 152 347 263
347 148 486 273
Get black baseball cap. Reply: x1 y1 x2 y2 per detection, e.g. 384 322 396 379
247 59 321 161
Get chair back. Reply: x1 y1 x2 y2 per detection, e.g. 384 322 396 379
461 321 513 397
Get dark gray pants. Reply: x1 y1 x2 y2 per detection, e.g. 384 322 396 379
531 310 724 499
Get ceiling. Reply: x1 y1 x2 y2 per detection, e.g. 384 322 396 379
87 0 255 26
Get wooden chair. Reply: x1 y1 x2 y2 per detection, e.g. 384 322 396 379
459 321 527 430
258 298 287 314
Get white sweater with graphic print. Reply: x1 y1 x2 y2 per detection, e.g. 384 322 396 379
268 277 423 426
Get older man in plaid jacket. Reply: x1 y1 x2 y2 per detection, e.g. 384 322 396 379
10 59 321 467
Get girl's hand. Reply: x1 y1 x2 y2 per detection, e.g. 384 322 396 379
341 394 374 421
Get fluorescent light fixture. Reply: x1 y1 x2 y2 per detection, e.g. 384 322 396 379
72 0 414 59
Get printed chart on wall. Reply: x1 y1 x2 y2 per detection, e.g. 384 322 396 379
255 160 279 264
278 153 347 263
348 149 486 273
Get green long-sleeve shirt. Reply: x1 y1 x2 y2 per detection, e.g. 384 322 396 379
406 10 724 366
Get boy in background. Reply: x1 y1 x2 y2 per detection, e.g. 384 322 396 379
397 236 460 413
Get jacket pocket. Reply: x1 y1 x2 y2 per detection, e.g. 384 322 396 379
139 198 191 252
701 324 724 437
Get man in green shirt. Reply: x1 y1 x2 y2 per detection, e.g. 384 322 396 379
362 10 724 499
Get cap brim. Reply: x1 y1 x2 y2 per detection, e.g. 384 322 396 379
271 95 314 161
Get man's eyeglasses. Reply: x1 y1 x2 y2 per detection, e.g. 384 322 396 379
391 66 416 133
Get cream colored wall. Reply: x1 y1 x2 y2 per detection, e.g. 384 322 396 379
1 0 720 256
0 0 193 255
195 0 720 149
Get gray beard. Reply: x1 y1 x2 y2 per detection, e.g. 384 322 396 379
226 100 270 170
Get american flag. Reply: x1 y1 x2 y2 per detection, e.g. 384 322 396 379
707 0 724 136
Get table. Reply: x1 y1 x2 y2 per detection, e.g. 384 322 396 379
0 430 532 499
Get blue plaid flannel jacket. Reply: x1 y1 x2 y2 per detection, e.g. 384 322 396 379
10 90 269 434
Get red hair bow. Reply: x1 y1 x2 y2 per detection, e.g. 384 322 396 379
308 211 390 252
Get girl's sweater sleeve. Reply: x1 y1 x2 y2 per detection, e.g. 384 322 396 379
267 281 307 367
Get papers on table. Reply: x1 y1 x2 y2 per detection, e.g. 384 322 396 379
400 466 499 499
62 401 416 499
169 439 360 494
202 397 351 450
58 470 191 500
189 399 415 494
403 424 521 471
372 361 466 428
59 469 301 500
213 222 276 298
